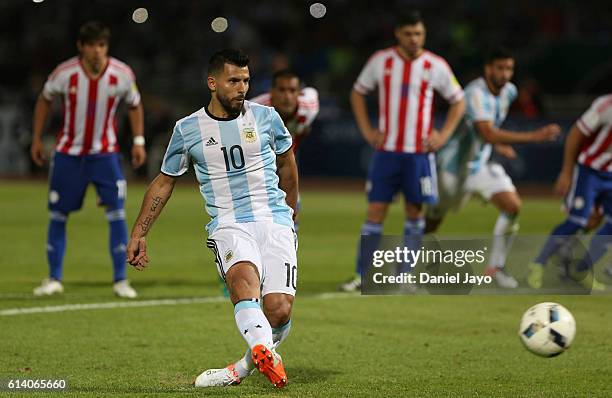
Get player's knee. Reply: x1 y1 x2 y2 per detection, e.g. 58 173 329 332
226 262 260 300
501 197 521 215
586 211 604 231
264 295 293 328
404 203 424 219
366 203 388 223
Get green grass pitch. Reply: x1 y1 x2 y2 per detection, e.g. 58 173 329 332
1 180 611 397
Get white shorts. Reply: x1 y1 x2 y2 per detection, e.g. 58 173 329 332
466 163 516 200
427 163 515 219
206 222 298 297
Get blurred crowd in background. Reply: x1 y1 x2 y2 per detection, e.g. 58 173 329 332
1 0 611 181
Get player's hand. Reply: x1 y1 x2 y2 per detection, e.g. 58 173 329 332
131 145 147 168
494 144 517 159
30 138 46 166
533 124 561 142
425 129 447 152
127 236 149 271
365 128 385 149
554 169 572 197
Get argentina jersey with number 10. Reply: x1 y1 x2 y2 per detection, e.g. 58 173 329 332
161 100 294 233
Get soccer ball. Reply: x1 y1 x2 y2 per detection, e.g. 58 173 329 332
518 302 576 357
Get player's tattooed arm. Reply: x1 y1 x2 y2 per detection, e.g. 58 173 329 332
139 196 163 234
127 173 177 270
132 174 176 237
276 149 299 219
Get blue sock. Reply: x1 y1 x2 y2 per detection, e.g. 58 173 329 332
107 208 128 282
535 219 583 265
47 211 67 280
401 218 425 273
355 221 383 278
576 220 612 272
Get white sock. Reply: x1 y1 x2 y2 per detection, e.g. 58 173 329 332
234 348 254 379
490 212 518 268
234 299 274 349
272 319 292 349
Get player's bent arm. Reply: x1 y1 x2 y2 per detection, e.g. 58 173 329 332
128 103 145 141
554 125 586 196
474 121 560 144
438 98 466 141
350 89 379 146
560 124 587 176
31 94 53 166
128 103 147 168
276 149 299 218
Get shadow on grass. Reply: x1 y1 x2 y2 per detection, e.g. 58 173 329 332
67 367 341 395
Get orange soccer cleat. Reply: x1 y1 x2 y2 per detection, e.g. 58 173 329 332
251 344 287 388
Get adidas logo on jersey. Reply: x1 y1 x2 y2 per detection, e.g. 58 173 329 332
205 137 218 146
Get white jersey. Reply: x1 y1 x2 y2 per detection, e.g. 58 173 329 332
353 47 464 153
161 100 294 233
438 77 517 176
576 94 612 172
42 56 141 156
250 87 319 150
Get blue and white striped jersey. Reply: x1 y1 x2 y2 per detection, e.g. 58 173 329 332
438 77 517 176
161 100 294 233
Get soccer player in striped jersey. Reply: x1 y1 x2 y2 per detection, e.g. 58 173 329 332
251 70 319 153
425 47 560 288
31 21 146 298
126 49 298 388
528 94 612 291
341 11 466 291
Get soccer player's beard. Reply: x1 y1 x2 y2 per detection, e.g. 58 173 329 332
218 94 244 117
491 77 507 91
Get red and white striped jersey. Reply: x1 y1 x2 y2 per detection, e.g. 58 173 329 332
250 87 319 151
42 56 141 156
577 94 612 171
354 48 464 153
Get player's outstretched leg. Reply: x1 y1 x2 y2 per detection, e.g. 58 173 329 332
527 218 583 288
34 211 68 296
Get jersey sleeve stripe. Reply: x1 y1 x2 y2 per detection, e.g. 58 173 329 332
353 81 372 95
576 118 592 135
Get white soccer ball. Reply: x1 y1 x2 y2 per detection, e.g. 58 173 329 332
518 302 576 357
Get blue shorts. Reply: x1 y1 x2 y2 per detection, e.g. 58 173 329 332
48 152 126 213
565 164 612 225
367 151 438 204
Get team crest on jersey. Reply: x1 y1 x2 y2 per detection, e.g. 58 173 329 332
224 249 234 263
69 86 77 95
243 127 257 143
108 86 118 97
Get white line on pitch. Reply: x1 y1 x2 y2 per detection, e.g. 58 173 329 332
0 292 362 316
